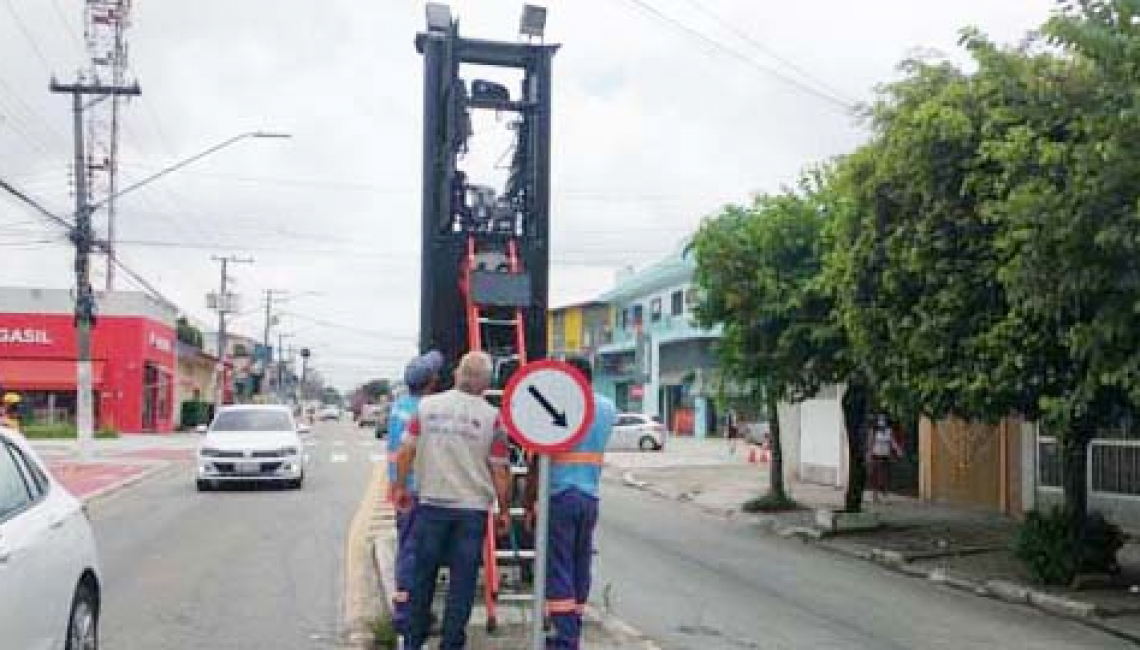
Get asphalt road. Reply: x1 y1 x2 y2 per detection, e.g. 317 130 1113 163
88 419 379 650
594 481 1135 650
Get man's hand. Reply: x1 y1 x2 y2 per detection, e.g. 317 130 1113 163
393 486 413 513
496 510 511 537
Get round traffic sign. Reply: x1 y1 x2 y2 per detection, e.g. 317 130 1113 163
501 359 595 453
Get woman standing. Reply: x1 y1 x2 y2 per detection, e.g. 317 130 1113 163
868 414 902 503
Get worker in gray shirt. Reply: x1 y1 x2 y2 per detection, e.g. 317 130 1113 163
394 351 511 650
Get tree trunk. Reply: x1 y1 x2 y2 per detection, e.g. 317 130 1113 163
766 389 789 502
1062 421 1094 570
841 378 870 513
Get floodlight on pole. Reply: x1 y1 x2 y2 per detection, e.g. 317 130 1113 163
519 4 547 41
425 3 452 32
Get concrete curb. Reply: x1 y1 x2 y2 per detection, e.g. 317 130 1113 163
623 472 1140 645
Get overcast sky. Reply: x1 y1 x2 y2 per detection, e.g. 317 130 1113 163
0 0 1051 389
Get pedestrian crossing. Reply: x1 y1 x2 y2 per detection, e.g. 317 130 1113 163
301 435 389 465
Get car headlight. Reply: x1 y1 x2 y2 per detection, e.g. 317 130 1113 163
280 446 299 456
199 447 223 457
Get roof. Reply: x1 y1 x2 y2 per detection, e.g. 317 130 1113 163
550 299 607 312
216 404 292 413
598 239 696 303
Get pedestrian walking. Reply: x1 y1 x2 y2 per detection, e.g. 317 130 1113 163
867 414 902 503
394 351 511 650
386 350 443 633
535 356 616 650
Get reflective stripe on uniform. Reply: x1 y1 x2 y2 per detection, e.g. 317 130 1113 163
551 451 604 466
393 590 410 603
546 598 578 614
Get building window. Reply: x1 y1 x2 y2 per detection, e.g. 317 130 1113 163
671 290 684 316
619 308 629 331
632 304 644 329
650 298 662 322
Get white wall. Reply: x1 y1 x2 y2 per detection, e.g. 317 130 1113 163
779 384 848 487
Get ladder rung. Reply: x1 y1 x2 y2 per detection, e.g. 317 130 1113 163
510 466 529 475
508 507 527 516
478 318 517 326
496 549 536 560
498 593 535 602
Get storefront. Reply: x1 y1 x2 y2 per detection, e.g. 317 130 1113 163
0 288 177 433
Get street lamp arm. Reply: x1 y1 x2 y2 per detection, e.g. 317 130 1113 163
90 131 291 210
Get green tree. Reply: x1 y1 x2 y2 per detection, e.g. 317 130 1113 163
835 1 1140 575
695 169 872 511
176 317 204 349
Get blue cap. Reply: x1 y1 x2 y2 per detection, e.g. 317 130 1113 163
404 350 443 389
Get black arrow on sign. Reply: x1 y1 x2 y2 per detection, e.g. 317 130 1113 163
528 385 568 427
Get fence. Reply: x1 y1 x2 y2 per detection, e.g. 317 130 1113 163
1037 436 1140 497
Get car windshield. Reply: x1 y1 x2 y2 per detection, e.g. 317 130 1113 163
210 410 293 432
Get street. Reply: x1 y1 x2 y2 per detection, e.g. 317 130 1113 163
594 480 1134 650
87 420 378 650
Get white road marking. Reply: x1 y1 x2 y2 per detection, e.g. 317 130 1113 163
332 440 346 446
369 454 387 463
304 441 319 447
331 453 349 463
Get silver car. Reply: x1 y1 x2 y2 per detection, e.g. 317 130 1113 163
196 405 308 491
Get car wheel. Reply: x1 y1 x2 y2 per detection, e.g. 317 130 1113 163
639 436 658 452
66 580 99 650
196 479 211 492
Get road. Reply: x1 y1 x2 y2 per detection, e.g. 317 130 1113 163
594 481 1134 650
88 419 379 650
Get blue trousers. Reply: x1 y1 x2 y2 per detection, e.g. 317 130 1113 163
546 488 599 650
405 504 487 650
393 499 418 633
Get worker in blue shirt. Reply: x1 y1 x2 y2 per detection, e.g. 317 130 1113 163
387 350 443 634
535 355 616 649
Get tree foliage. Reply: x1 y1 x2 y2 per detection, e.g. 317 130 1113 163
694 169 870 510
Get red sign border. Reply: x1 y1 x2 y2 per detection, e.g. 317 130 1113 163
501 359 595 454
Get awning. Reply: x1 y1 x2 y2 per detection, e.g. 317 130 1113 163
0 359 106 391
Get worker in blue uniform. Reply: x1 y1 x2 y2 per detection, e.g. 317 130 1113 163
387 350 443 633
536 355 616 649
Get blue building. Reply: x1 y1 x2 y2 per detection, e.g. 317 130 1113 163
593 240 722 437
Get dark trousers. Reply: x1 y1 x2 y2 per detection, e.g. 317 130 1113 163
546 488 599 650
393 499 418 632
405 504 487 650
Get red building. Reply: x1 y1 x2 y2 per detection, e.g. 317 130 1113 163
0 288 178 433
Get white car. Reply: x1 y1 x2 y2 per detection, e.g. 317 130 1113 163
611 413 667 451
196 405 308 491
0 425 102 650
317 405 342 422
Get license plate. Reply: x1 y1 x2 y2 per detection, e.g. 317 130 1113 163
236 462 261 474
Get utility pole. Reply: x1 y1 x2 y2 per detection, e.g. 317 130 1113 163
261 289 286 398
51 79 140 455
210 255 253 410
299 348 311 403
277 332 294 403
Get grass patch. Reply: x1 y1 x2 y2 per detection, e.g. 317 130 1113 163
20 423 119 440
743 492 799 513
368 614 398 649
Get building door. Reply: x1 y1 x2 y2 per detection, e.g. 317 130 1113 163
142 364 159 431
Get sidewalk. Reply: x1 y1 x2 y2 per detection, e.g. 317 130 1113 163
369 492 659 649
617 454 1140 643
30 433 197 502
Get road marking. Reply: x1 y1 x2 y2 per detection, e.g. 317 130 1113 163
332 440 346 446
369 454 386 463
304 441 319 447
358 441 375 447
331 453 349 463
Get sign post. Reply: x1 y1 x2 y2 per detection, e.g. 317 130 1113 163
500 359 595 650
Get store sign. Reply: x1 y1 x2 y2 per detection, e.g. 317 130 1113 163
0 328 54 345
148 332 173 354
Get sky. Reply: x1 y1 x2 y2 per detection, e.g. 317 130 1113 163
0 0 1052 390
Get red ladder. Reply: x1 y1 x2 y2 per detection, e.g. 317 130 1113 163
461 236 533 632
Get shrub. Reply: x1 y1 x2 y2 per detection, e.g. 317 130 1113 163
368 615 398 649
1014 507 1124 585
743 492 799 513
21 423 79 439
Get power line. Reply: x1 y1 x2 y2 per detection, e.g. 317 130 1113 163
619 0 854 112
4 0 57 76
678 0 856 106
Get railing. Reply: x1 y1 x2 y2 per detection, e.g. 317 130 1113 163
1090 439 1140 496
1036 436 1140 497
1038 437 1062 489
